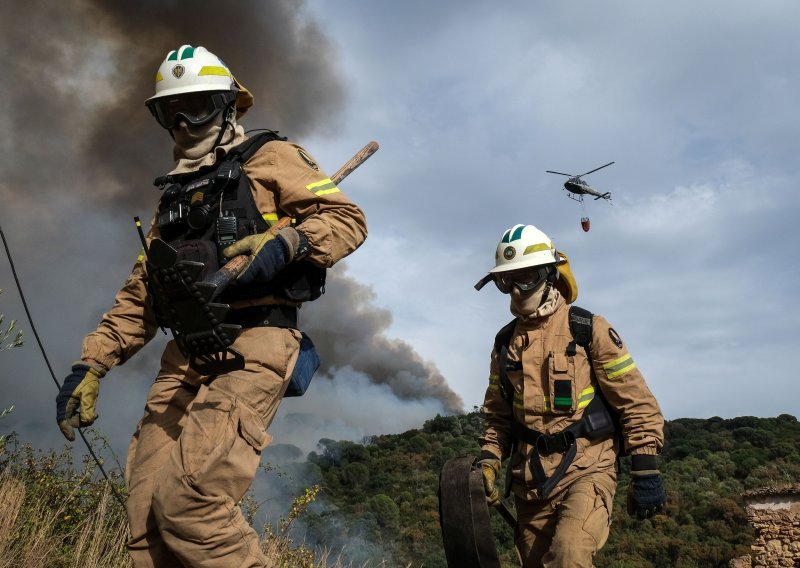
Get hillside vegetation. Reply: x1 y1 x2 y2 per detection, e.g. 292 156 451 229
293 412 800 567
1 413 798 567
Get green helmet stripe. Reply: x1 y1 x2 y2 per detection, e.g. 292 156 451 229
180 46 195 60
510 225 525 241
501 229 512 243
166 50 178 61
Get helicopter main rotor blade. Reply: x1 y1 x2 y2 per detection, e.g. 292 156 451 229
578 161 615 177
546 170 574 177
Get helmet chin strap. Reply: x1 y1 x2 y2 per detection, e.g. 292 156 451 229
209 103 236 149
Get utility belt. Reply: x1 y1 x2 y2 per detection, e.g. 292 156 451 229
225 304 298 330
224 304 318 398
509 395 616 499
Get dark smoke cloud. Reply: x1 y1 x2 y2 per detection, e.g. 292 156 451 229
303 266 464 414
0 0 462 430
1 0 346 212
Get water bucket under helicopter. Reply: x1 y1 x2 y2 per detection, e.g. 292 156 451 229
581 217 590 232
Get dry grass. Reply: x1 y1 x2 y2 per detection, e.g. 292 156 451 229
0 471 25 557
0 470 129 568
0 467 352 568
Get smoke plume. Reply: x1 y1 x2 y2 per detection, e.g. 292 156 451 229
303 267 464 414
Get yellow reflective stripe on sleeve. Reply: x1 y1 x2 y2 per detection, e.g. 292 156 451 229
262 212 279 224
306 178 340 196
604 354 636 379
137 248 145 262
578 386 595 409
488 374 499 390
198 66 231 77
513 392 524 410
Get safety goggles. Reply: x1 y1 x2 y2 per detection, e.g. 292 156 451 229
146 91 236 130
493 266 552 294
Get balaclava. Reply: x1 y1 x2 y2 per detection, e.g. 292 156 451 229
169 108 246 174
510 280 560 321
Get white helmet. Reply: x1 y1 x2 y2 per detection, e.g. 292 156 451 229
490 224 559 273
147 45 234 101
145 45 254 129
474 224 562 292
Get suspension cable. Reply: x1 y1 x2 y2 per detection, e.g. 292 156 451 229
0 222 126 506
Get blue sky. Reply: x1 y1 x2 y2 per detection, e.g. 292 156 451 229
0 1 798 458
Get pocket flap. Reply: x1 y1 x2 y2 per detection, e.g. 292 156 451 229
551 353 569 373
237 404 271 451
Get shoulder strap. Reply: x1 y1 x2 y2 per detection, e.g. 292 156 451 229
227 129 288 163
493 318 518 355
567 305 593 355
568 305 627 455
493 318 518 404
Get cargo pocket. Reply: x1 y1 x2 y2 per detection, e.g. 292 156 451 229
548 352 575 414
182 396 236 483
237 402 272 452
582 482 612 550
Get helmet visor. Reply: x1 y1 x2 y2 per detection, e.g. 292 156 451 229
147 91 235 129
494 265 552 294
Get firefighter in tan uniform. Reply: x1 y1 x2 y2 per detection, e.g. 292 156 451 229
474 224 665 567
54 45 367 568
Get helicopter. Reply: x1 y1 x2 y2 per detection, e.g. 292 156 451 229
546 161 614 202
546 161 615 232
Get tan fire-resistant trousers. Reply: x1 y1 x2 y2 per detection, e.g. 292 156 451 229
514 472 616 568
124 326 301 568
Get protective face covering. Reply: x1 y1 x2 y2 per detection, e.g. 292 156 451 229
510 281 557 320
170 111 246 174
172 113 226 160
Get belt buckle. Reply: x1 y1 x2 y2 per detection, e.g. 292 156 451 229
537 431 576 455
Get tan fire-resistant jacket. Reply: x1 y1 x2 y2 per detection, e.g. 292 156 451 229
81 139 367 371
479 293 664 500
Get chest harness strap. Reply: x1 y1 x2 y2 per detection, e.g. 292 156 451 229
494 306 616 499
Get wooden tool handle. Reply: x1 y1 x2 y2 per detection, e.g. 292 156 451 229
207 141 379 296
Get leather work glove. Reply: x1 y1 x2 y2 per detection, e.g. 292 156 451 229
627 454 666 519
56 362 106 441
477 455 502 507
223 231 288 286
223 227 309 286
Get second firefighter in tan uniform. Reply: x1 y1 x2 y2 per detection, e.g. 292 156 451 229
475 224 665 568
55 45 367 568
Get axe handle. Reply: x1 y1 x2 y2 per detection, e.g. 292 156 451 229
204 217 292 293
206 140 379 296
331 140 379 185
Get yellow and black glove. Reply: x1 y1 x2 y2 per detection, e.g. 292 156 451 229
56 362 105 441
477 455 501 507
222 228 308 286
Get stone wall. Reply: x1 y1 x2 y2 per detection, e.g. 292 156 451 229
730 485 800 568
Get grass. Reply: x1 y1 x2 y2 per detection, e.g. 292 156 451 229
0 439 356 568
